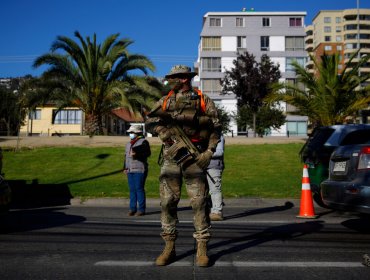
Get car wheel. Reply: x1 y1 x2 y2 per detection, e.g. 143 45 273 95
312 191 330 208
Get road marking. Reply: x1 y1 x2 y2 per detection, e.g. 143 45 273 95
95 260 191 267
231 261 364 268
95 260 364 268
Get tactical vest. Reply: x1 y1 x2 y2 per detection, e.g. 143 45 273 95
162 89 212 142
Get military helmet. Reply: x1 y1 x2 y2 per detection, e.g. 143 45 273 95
165 65 197 78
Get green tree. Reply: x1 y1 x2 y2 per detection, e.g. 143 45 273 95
215 105 231 135
222 52 282 136
32 31 161 136
0 78 28 136
265 51 370 128
233 105 285 137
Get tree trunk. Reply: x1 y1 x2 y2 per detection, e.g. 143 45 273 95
253 112 256 137
6 120 11 136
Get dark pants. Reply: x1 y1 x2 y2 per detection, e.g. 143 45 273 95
127 172 147 212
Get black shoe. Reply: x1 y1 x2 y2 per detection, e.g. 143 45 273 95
128 211 136 216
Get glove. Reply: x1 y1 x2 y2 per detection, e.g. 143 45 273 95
156 126 172 142
196 149 213 170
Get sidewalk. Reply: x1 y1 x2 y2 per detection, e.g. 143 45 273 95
0 135 306 148
70 197 301 208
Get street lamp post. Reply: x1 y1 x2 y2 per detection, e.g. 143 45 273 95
357 0 361 76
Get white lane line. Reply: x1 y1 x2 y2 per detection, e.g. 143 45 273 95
95 260 192 267
232 261 364 268
95 260 364 268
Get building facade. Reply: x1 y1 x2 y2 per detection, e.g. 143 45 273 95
20 106 143 136
306 9 370 76
195 11 308 136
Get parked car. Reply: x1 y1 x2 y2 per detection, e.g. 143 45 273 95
299 124 370 207
321 144 370 214
0 148 11 213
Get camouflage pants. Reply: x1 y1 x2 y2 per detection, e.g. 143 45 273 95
159 157 210 242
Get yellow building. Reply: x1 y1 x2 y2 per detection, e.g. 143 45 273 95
20 105 143 136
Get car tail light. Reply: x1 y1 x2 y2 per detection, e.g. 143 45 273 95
358 146 370 170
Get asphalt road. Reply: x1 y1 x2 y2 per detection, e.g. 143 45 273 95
1 199 369 280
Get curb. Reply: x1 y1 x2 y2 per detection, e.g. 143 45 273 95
70 197 301 208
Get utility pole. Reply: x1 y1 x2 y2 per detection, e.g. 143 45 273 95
357 0 361 77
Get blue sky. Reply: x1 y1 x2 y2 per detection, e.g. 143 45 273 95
0 0 368 78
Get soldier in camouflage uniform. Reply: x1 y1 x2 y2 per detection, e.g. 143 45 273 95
145 65 220 267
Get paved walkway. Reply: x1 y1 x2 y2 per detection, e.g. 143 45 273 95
70 197 301 208
0 135 306 148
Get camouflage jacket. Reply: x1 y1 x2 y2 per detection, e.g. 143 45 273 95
145 89 221 152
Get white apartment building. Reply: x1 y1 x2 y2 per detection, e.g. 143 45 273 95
194 11 308 136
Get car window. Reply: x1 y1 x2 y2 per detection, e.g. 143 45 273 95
340 130 370 145
309 128 335 148
300 127 335 162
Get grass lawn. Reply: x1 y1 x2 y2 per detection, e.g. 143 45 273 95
2 143 304 199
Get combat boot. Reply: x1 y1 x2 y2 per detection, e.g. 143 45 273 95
196 241 209 267
155 240 176 266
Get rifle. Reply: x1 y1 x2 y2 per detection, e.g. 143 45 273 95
148 105 215 184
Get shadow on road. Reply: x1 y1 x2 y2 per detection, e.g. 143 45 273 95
207 220 324 266
8 179 73 209
175 220 324 266
146 206 192 216
0 207 86 234
223 201 295 220
342 215 370 233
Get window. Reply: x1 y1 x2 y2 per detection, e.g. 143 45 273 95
337 45 342 51
29 109 41 120
287 121 307 136
202 37 221 51
53 109 82 124
324 45 332 51
260 36 269 51
345 43 355 50
262 17 270 27
324 26 331 33
202 58 221 72
325 36 331 42
289 17 302 27
285 37 304 51
286 78 305 91
324 17 331 23
336 36 342 42
336 26 341 32
286 57 306 72
209 17 221 27
237 36 247 49
236 17 244 27
336 17 341 23
202 79 222 95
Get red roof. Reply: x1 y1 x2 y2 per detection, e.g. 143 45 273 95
111 108 144 122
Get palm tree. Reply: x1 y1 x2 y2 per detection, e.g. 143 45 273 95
32 31 161 135
265 50 370 128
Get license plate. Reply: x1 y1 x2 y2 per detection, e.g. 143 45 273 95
333 161 346 172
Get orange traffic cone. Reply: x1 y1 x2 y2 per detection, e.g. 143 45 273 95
297 164 318 219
